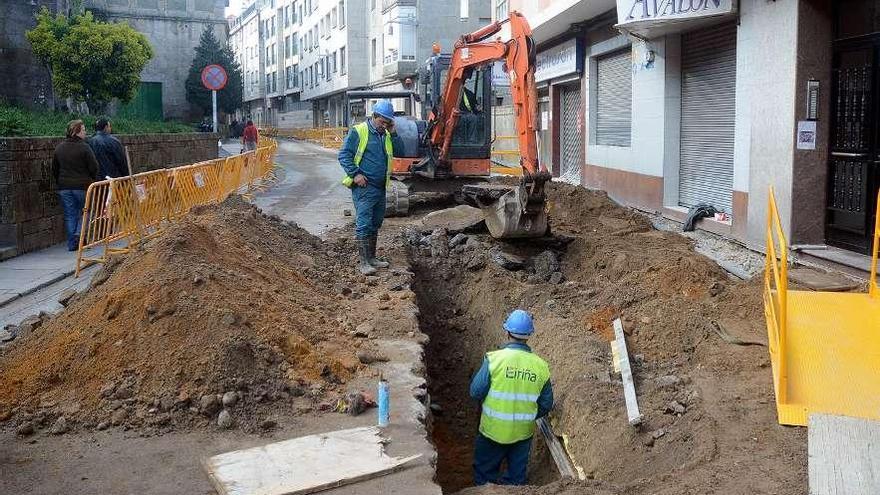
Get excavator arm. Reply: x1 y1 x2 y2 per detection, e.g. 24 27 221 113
429 12 545 177
428 12 552 239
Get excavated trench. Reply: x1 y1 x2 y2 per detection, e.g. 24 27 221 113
409 242 560 494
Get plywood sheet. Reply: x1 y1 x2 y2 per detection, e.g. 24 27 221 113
204 426 421 495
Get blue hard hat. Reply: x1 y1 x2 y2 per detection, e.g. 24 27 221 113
373 100 395 120
503 310 535 338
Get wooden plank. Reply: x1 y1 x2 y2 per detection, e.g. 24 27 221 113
613 318 643 426
203 426 422 495
536 417 576 480
809 414 880 495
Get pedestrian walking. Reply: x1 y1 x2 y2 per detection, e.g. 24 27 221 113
88 116 129 178
242 120 259 151
52 120 99 251
469 310 554 486
337 100 404 275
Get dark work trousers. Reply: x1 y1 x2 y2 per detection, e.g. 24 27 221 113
473 432 533 486
351 184 386 238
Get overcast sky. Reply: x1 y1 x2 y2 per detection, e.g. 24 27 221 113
226 0 245 17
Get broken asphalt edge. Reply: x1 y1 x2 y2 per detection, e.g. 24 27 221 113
0 268 77 310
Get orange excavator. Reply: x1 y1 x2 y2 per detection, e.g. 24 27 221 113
344 12 551 238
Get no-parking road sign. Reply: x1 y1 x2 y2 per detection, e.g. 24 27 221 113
201 64 228 91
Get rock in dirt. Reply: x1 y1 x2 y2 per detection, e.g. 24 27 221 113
420 205 484 234
531 250 560 280
666 400 687 415
655 375 681 389
429 229 450 257
57 289 77 307
16 315 43 336
0 329 14 343
466 253 486 271
222 391 239 408
217 410 234 429
96 421 109 430
200 394 222 416
16 422 34 436
89 269 111 288
50 416 68 435
357 350 390 364
448 233 468 248
260 419 277 430
489 247 526 271
353 322 373 338
549 272 565 285
111 408 128 426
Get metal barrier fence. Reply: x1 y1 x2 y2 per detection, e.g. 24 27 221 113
75 139 278 276
763 187 788 404
266 127 348 149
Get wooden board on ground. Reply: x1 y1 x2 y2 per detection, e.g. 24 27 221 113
536 417 576 480
203 426 421 495
788 267 861 292
809 413 880 495
612 318 643 426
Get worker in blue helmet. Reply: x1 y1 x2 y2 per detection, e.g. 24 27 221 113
338 99 404 275
469 309 554 486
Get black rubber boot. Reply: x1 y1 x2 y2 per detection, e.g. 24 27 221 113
356 238 377 275
368 235 389 269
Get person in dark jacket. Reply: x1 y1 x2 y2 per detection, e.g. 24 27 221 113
53 120 99 251
88 116 129 179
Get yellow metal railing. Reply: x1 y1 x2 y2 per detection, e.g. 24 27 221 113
270 127 348 149
75 139 278 276
764 187 788 403
871 189 880 297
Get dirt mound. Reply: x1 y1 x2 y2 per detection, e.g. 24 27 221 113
410 182 805 494
0 196 366 433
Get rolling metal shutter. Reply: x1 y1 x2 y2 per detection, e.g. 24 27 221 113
596 49 632 147
679 22 737 213
560 85 583 184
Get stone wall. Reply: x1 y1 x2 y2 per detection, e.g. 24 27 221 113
0 133 218 257
85 0 228 120
0 0 68 110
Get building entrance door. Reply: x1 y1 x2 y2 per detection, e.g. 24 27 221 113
827 42 880 254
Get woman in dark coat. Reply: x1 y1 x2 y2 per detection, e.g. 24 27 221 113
52 119 99 251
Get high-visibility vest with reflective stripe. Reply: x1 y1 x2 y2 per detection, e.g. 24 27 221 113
479 347 550 444
341 121 393 188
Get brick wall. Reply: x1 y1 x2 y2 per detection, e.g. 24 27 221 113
0 133 218 257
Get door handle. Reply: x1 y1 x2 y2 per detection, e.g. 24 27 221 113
831 152 869 158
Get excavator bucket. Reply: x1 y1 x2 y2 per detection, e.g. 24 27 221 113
462 173 551 239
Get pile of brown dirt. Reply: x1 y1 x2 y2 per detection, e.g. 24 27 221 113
0 196 369 433
411 182 805 494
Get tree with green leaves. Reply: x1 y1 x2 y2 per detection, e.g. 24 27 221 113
185 27 243 116
26 8 153 114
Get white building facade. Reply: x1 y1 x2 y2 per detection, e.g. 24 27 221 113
494 0 874 265
230 0 307 127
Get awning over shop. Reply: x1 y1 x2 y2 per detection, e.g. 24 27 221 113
615 0 738 38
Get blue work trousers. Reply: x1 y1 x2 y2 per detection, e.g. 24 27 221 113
351 184 385 238
58 189 86 251
473 432 532 486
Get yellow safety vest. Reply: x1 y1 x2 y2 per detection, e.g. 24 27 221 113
479 348 550 444
341 122 393 188
462 91 473 112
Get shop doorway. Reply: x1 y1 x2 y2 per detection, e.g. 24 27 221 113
827 4 880 254
558 83 583 184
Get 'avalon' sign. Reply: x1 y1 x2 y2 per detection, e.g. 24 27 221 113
616 0 735 30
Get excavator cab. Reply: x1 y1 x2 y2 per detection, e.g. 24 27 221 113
419 55 493 159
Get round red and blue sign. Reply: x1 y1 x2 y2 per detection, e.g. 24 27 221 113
201 64 228 91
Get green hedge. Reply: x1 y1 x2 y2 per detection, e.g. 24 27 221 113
0 104 193 137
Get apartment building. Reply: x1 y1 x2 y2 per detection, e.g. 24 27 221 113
298 0 370 127
493 0 876 268
231 0 307 127
364 0 492 114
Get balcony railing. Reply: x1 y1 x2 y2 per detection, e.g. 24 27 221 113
382 0 417 13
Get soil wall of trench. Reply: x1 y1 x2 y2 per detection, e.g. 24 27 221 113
405 182 807 495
